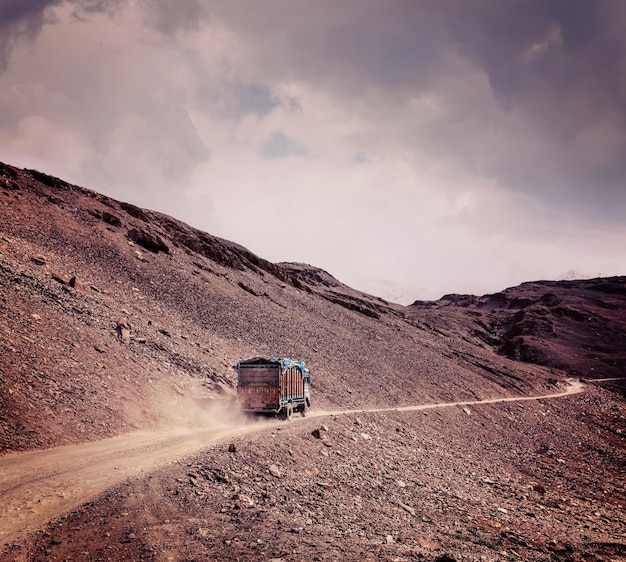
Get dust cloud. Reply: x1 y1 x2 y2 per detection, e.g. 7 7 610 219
141 379 260 433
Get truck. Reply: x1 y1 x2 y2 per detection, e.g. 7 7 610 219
236 356 311 419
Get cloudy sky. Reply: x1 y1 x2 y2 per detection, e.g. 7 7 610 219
1 0 625 302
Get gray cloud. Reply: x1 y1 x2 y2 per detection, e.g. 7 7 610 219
223 82 280 119
0 0 57 71
206 1 447 98
139 0 209 35
0 0 55 25
204 0 626 221
0 0 126 71
261 132 308 159
0 0 624 299
439 1 626 215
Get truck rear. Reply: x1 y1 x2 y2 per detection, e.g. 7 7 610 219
236 357 310 419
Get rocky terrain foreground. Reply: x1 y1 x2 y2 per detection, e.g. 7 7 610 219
0 162 624 561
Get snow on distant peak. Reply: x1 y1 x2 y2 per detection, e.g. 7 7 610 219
355 278 440 305
555 268 606 281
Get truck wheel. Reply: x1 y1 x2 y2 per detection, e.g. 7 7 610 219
283 404 293 421
300 402 308 417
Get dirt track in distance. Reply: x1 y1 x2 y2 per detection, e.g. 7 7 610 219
310 378 585 417
0 380 585 547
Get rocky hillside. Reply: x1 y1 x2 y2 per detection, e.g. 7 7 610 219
409 278 626 382
0 160 573 452
1 162 624 562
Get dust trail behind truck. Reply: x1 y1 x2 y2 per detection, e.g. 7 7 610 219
236 357 311 419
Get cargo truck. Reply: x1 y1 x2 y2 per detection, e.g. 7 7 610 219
236 356 311 419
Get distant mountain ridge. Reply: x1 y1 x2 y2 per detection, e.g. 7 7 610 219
409 277 626 379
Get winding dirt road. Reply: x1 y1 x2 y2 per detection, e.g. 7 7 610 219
0 380 584 547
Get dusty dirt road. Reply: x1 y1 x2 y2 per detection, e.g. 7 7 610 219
0 380 584 547
311 378 585 417
0 419 282 546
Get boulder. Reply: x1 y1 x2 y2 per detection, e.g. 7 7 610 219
69 276 85 291
116 318 131 343
127 228 169 254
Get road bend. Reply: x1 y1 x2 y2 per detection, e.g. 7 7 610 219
0 379 585 546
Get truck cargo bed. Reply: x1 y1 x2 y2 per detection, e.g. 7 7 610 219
236 357 310 419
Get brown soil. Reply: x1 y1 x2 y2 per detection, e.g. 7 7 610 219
0 163 624 561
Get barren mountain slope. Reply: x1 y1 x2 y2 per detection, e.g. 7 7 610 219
1 162 559 452
0 163 624 562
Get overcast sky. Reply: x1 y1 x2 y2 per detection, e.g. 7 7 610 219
1 1 625 302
